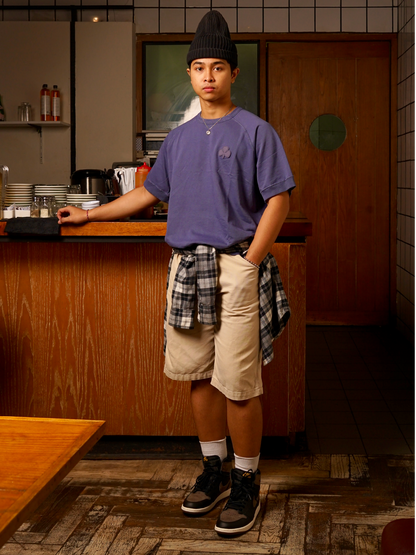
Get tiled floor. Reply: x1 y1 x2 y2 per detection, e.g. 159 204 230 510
305 325 415 456
3 455 414 554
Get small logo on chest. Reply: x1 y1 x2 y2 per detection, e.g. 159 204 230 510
218 146 231 159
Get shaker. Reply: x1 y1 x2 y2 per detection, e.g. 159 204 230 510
18 102 32 122
40 196 50 218
31 196 40 218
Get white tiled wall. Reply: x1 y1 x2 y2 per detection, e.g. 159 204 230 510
397 0 415 342
0 0 397 33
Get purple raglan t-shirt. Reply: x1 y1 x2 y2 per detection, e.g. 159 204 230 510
144 106 296 249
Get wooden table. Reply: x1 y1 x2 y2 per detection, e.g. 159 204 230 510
0 416 105 548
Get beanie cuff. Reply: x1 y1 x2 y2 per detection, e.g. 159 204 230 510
187 47 238 66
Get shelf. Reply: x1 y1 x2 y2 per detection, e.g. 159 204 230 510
0 121 69 128
0 121 70 164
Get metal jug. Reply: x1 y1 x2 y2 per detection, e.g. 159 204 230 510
71 169 109 195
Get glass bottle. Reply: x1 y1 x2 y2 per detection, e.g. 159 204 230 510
51 85 60 121
39 196 50 218
47 195 55 215
30 196 40 218
40 84 51 122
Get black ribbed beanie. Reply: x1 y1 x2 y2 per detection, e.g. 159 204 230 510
187 10 238 68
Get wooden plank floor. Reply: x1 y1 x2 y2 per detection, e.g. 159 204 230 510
0 417 106 549
1 453 413 554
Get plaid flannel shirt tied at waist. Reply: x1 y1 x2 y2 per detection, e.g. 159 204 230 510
164 242 291 366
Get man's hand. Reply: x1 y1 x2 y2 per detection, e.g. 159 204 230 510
57 205 88 225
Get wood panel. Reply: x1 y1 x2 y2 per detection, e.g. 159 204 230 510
317 57 338 313
260 242 306 437
0 243 175 435
337 58 357 312
288 244 306 435
262 245 290 436
268 41 392 325
0 416 105 548
299 57 320 312
273 41 390 58
0 241 305 436
122 243 194 436
0 245 34 416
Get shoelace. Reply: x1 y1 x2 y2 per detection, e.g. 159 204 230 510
224 479 252 512
192 467 220 492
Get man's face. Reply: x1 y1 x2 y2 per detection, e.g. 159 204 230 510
187 59 239 104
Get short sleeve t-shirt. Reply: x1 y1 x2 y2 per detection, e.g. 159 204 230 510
144 106 296 249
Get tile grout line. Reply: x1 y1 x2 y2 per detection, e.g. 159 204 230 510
305 351 322 454
323 328 367 455
349 328 414 454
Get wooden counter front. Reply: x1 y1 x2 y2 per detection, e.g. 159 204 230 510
0 216 309 438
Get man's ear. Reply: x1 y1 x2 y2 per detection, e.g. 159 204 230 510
231 67 240 83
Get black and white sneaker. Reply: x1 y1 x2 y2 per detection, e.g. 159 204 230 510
214 467 261 535
181 455 232 515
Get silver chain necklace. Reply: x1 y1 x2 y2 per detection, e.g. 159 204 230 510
201 107 233 135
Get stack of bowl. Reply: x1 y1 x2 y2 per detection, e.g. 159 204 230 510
67 193 97 208
81 199 100 211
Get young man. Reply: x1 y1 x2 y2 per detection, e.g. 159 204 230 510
58 10 295 536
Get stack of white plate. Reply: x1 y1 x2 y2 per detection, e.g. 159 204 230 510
4 183 34 207
67 193 97 207
34 184 68 204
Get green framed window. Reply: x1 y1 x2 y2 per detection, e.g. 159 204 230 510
144 42 259 131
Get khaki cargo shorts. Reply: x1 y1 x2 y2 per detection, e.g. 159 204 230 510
164 251 263 401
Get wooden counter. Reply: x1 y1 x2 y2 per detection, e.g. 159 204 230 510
59 213 311 238
0 214 311 438
0 212 311 240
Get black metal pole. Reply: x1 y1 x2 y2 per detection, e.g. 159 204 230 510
70 7 77 176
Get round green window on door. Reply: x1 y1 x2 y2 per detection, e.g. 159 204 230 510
309 114 347 151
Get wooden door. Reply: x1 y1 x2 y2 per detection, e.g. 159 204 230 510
268 42 392 325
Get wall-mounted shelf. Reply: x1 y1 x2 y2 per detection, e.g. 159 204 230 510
0 121 70 164
0 121 69 129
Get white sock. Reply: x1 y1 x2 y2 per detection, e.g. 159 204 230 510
234 453 260 473
199 438 228 461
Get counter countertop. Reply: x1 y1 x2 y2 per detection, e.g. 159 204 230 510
0 212 312 240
